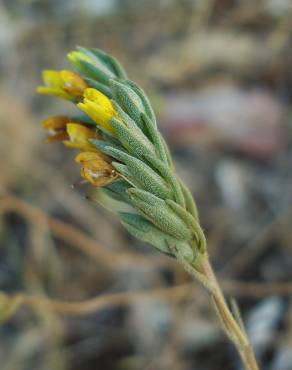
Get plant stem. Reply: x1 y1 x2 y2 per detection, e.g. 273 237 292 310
192 256 260 370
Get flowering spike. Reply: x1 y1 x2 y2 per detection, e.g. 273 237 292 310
37 47 260 369
37 47 203 258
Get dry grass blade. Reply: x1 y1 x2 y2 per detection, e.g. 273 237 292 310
0 280 291 318
0 193 172 268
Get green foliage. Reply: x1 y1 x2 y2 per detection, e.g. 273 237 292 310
110 79 146 130
127 188 192 241
84 77 113 98
109 117 155 159
120 212 194 262
65 47 207 263
141 113 168 163
125 80 157 126
84 47 128 79
106 148 172 199
103 179 132 203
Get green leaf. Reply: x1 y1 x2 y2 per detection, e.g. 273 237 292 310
106 178 131 193
160 135 175 169
166 199 206 253
77 46 116 78
143 152 185 207
112 162 136 185
105 54 128 79
179 180 199 219
121 213 173 257
125 80 156 126
89 139 125 154
74 59 111 85
83 47 127 79
111 100 140 132
104 179 132 203
109 117 155 159
106 148 171 199
110 79 145 130
141 113 168 163
84 77 113 98
127 188 192 241
120 212 194 262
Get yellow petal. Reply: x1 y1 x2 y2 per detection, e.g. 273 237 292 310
83 88 114 112
36 86 72 100
42 70 63 87
64 123 96 150
37 69 86 100
75 150 109 163
75 151 102 163
77 101 113 132
60 70 87 97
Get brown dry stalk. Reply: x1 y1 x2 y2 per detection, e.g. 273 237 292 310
3 193 292 369
1 280 292 318
0 193 171 268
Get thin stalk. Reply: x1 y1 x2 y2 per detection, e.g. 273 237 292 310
189 255 259 370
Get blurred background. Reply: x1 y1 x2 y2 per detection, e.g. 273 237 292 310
1 0 292 369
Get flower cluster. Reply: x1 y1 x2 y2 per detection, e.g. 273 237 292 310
37 67 119 187
37 47 205 263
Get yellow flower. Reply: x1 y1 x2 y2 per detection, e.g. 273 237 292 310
75 151 117 187
77 88 118 131
36 70 87 100
63 123 101 150
42 116 70 142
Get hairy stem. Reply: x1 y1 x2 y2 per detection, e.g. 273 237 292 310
190 255 259 370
